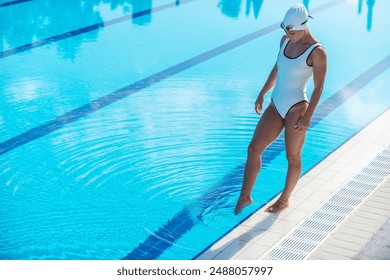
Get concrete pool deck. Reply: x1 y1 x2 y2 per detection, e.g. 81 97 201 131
196 108 390 260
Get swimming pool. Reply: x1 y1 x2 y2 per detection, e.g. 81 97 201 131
0 0 389 260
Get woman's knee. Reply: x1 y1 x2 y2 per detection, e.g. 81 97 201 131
247 142 263 157
286 153 302 166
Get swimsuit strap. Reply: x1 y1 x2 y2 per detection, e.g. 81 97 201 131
306 42 322 53
305 42 322 66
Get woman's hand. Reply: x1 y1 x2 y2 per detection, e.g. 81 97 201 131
255 95 264 115
294 115 311 132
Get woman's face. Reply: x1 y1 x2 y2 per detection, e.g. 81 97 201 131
284 27 306 43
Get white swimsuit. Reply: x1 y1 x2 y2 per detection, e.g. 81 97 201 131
271 38 322 119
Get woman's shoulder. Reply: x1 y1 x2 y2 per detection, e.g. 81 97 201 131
312 43 326 57
309 45 327 66
309 35 326 58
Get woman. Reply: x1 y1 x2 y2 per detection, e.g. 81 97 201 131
234 4 327 214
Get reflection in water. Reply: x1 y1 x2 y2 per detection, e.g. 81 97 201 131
245 0 263 19
130 0 153 26
358 0 363 14
216 0 321 20
219 0 265 19
220 0 318 20
53 1 103 61
358 0 375 32
366 0 375 32
218 0 241 19
303 0 310 10
0 0 103 58
100 0 153 26
0 0 158 59
218 0 376 33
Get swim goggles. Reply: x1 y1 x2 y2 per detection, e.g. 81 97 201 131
280 16 312 32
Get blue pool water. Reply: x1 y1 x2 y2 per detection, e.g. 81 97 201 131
0 0 389 260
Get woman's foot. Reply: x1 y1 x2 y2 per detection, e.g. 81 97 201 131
265 199 289 213
234 196 253 215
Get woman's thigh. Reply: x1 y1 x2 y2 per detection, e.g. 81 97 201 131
250 104 285 153
284 103 309 158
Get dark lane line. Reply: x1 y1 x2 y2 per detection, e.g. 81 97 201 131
0 0 31 8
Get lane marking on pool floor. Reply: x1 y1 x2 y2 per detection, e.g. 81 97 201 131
0 0 31 8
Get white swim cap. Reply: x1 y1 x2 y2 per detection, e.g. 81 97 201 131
281 4 312 31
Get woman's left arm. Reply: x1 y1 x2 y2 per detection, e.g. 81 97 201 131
297 47 327 130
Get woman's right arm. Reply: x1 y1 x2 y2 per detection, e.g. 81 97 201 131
254 36 286 115
255 64 278 115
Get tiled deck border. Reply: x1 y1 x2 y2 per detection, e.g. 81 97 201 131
196 108 390 260
309 177 390 260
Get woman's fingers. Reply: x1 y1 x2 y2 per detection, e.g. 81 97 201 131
255 103 262 115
